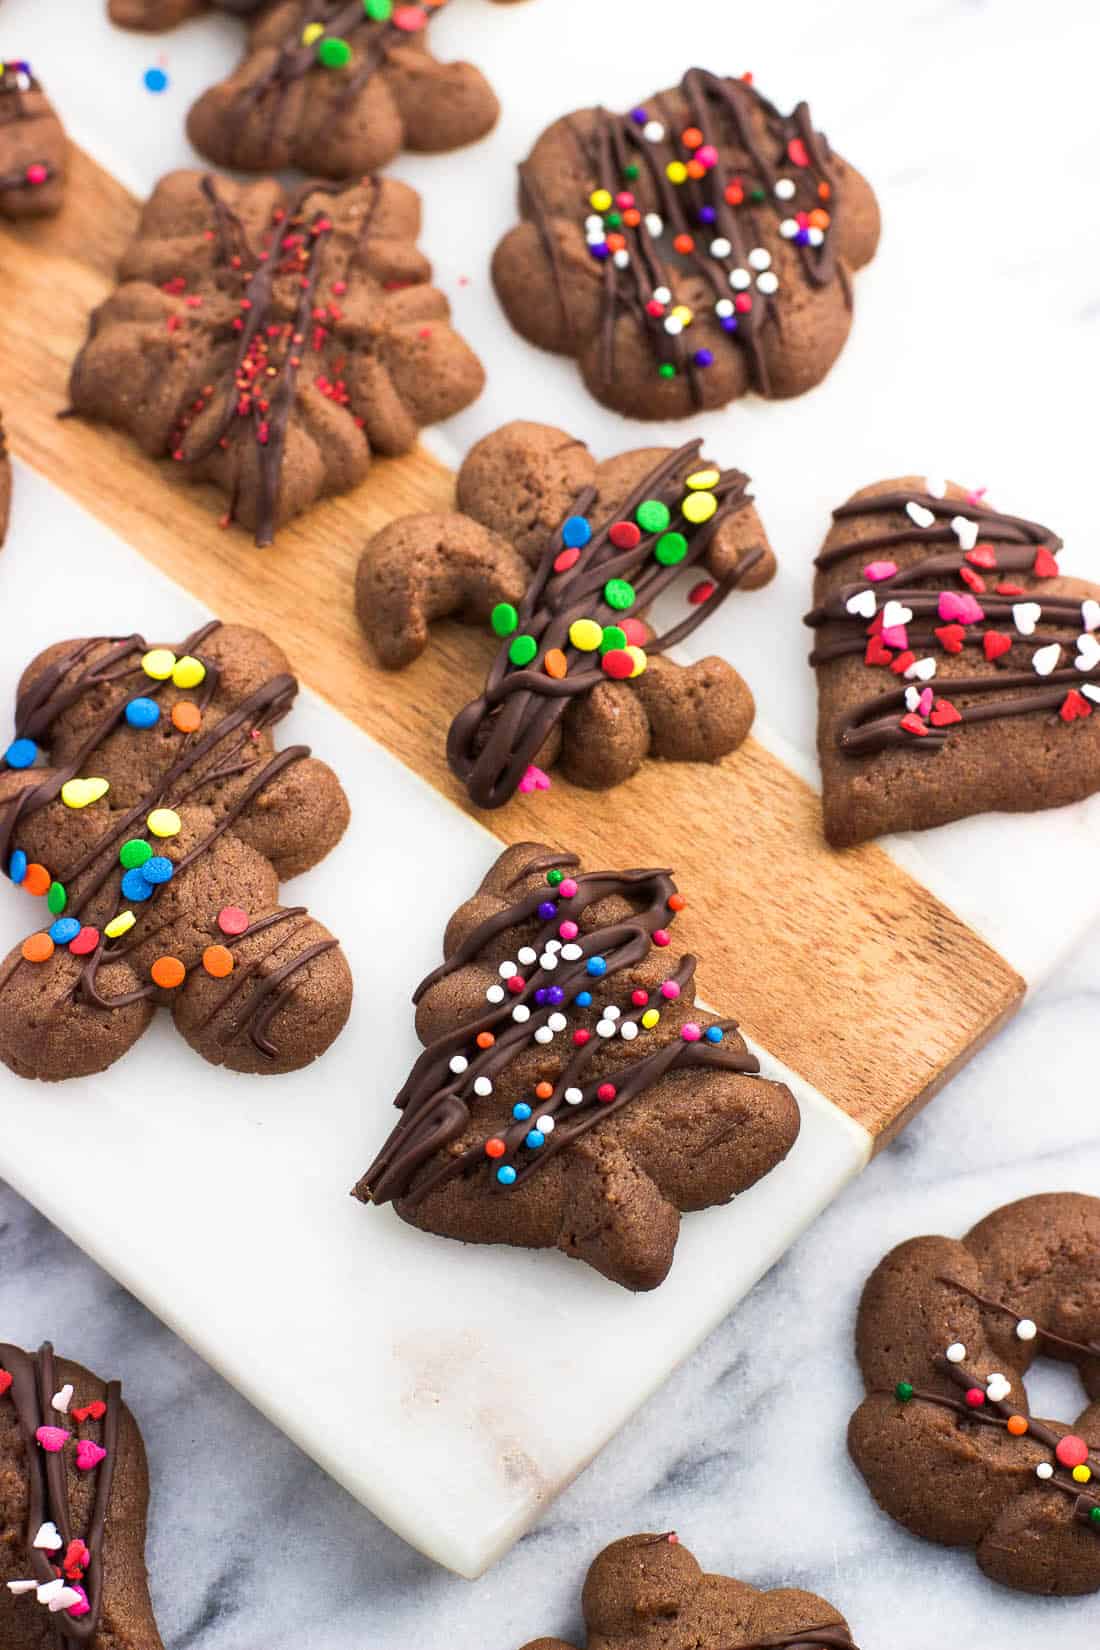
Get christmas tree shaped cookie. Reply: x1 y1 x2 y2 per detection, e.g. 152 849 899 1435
355 841 799 1291
0 59 67 219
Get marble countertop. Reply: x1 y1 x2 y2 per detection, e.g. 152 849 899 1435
2 0 1099 1645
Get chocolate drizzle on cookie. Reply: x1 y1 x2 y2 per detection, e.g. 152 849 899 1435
730 1631 855 1650
357 848 759 1207
0 60 52 198
447 441 759 809
804 486 1100 754
0 1343 120 1643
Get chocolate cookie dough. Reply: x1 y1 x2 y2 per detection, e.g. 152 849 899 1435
805 476 1100 846
356 419 775 807
0 621 353 1081
68 169 484 545
492 69 879 418
0 59 67 220
355 841 799 1291
849 1192 1100 1595
517 1532 857 1649
0 1341 163 1649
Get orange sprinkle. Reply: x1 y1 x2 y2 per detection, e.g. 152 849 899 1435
21 932 54 964
476 1031 495 1050
809 208 831 230
544 649 568 680
818 181 831 200
23 863 51 897
151 955 186 990
202 944 234 979
685 160 706 181
1006 1415 1029 1437
605 232 627 253
667 893 687 912
172 700 202 734
535 1081 554 1100
673 233 695 255
681 126 703 149
622 208 641 228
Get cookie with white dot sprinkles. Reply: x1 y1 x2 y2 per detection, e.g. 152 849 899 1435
849 1192 1100 1595
0 622 353 1082
805 476 1100 845
516 1532 857 1649
0 1341 163 1650
492 69 880 419
355 840 799 1292
0 59 68 220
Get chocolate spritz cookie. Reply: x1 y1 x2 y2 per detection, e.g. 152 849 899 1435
108 0 511 176
849 1192 1100 1595
805 476 1100 846
0 412 11 548
492 69 880 419
0 622 353 1081
518 1532 857 1650
356 420 775 807
68 169 484 545
0 59 67 220
356 842 799 1291
0 1340 163 1648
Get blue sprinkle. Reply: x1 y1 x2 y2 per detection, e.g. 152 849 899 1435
562 515 592 550
537 901 556 921
705 1026 724 1044
534 988 549 1006
513 1103 532 1122
4 738 37 770
143 66 169 94
585 956 607 978
588 242 610 260
721 317 739 333
49 917 80 945
120 867 154 902
9 849 27 884
525 1130 545 1150
694 349 715 368
795 228 811 246
125 697 161 730
574 990 593 1008
698 205 717 224
496 1165 517 1186
630 106 648 124
140 855 174 885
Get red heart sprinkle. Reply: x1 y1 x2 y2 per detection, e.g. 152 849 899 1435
865 637 893 667
553 547 580 574
930 698 963 727
71 1400 107 1424
899 713 929 737
966 543 997 569
890 650 916 675
0 1370 12 1397
935 624 966 654
866 612 884 636
959 566 986 594
1061 689 1092 722
983 631 1012 662
995 582 1025 596
1033 547 1059 578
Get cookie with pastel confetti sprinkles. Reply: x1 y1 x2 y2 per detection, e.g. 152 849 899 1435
0 1341 164 1650
68 168 484 546
0 622 353 1082
849 1192 1100 1596
0 59 68 220
356 419 775 808
516 1532 857 1649
805 476 1100 845
355 841 799 1291
107 0 511 176
492 69 880 419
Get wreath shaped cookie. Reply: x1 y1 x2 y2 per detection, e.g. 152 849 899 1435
517 1532 857 1650
0 59 67 220
849 1192 1100 1595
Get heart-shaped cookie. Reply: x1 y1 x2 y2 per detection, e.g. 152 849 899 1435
806 476 1100 845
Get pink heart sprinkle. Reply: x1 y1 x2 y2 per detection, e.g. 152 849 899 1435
67 1586 90 1618
880 625 909 649
36 1426 70 1453
917 688 934 717
966 487 987 506
74 1440 107 1472
863 560 898 582
517 764 551 796
938 591 984 625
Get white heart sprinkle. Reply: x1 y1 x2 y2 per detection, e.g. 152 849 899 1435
1083 684 1100 705
1082 599 1100 633
906 501 935 529
925 477 947 499
6 1581 37 1596
846 589 876 619
882 600 914 629
951 515 979 550
51 1384 74 1415
1032 642 1062 677
1012 602 1042 636
32 1523 62 1552
1015 1318 1038 1341
904 686 921 711
48 1587 84 1614
905 658 937 682
1076 633 1100 672
945 1342 966 1364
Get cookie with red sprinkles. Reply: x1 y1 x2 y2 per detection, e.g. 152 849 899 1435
805 476 1100 845
0 59 68 220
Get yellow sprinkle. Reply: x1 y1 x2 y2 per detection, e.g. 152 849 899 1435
147 808 181 839
626 645 648 679
569 618 604 653
301 20 324 43
60 777 109 810
105 911 136 940
682 491 718 525
142 648 176 681
1073 1465 1092 1484
172 655 206 690
666 161 688 185
641 1008 660 1029
686 468 721 491
589 189 612 212
670 304 693 326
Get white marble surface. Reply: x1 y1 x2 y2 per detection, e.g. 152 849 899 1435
1 0 1099 1643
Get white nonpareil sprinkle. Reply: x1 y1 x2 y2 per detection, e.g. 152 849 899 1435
536 1115 555 1134
548 1012 568 1032
715 298 734 318
517 946 537 965
534 1026 554 1045
653 283 671 303
539 951 558 970
564 1087 584 1105
511 1004 531 1023
756 272 779 295
945 1342 966 1363
774 177 796 199
449 1055 468 1074
664 316 684 336
605 1005 622 1020
596 1018 617 1038
729 267 751 290
620 1021 639 1041
561 943 583 961
1036 1462 1054 1481
614 250 631 269
498 960 516 979
647 216 665 240
748 247 771 271
473 1076 493 1097
1015 1318 1038 1341
644 120 666 142
485 984 504 1004
709 237 732 258
778 218 798 239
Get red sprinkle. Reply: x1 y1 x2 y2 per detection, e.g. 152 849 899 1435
1033 546 1059 578
70 1401 107 1424
0 1370 12 1397
1060 689 1092 723
217 906 249 936
964 1388 985 1408
573 1029 591 1047
935 624 966 654
995 582 1025 597
959 566 986 594
69 927 100 956
983 630 1013 662
601 649 634 680
787 137 810 167
930 698 962 727
652 928 671 947
597 1083 617 1103
966 543 997 570
688 580 716 605
554 547 581 574
609 521 642 550
890 650 916 675
865 636 893 667
899 713 928 737
506 974 525 994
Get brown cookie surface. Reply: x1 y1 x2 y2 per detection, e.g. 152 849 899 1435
517 1532 856 1649
0 1341 163 1649
355 841 799 1291
0 411 11 547
0 620 353 1082
68 168 484 545
356 419 775 808
848 1192 1100 1595
493 70 879 418
805 476 1100 846
0 59 67 220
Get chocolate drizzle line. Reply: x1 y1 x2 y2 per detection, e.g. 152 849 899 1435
937 1275 1100 1363
522 69 841 402
728 1631 855 1650
357 849 759 1208
446 441 759 809
0 623 324 1058
802 489 1096 755
0 1343 120 1644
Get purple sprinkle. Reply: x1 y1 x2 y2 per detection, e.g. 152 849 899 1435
697 205 717 225
588 242 610 260
795 228 811 245
630 107 649 125
548 986 565 1005
694 349 715 368
534 988 549 1005
721 317 739 333
537 901 557 921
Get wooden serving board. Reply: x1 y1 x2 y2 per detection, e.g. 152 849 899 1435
0 143 1024 1150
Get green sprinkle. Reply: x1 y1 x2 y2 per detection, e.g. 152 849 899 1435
318 36 352 68
604 210 621 229
657 362 677 380
655 531 688 566
599 625 628 654
546 869 564 886
508 634 538 668
119 838 153 870
604 579 636 611
46 881 67 915
895 1381 914 1403
1091 1508 1100 1526
490 602 519 638
364 0 393 15
623 163 639 180
636 499 671 534
749 186 766 204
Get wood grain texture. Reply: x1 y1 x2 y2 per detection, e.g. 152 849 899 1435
0 145 1025 1144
